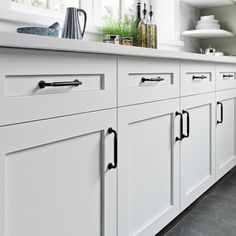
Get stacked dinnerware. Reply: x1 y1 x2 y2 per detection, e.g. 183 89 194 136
196 15 221 30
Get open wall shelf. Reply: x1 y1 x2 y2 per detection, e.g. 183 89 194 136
181 0 235 9
182 29 234 39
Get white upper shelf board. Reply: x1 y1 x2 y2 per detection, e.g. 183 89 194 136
182 29 234 38
181 0 235 8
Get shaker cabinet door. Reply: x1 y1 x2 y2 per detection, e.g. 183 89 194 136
118 99 180 236
0 109 117 236
180 93 216 211
216 89 236 181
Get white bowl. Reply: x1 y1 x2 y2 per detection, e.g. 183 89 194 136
197 19 219 24
201 15 215 21
196 24 220 30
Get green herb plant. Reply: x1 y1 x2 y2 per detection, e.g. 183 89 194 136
100 7 138 38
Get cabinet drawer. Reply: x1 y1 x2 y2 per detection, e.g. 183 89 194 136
181 61 215 96
118 57 180 106
216 64 236 91
0 48 116 125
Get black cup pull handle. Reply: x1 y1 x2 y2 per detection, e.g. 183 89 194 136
38 79 82 89
182 110 190 139
217 102 224 124
141 77 165 83
107 128 118 170
175 112 183 142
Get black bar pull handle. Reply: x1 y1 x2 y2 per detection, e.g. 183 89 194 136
175 112 183 142
223 74 234 79
107 127 118 170
217 102 224 124
192 75 207 80
38 79 82 89
182 110 190 139
141 77 165 83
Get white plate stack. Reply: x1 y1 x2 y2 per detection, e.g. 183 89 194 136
196 15 221 30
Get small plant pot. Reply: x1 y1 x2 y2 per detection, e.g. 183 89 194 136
122 37 133 46
103 35 120 44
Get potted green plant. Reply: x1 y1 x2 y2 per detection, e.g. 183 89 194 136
100 8 138 46
120 13 138 46
99 8 122 44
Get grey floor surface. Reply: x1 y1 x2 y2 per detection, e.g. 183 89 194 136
156 167 236 236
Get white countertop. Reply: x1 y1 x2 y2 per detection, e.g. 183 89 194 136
1 31 236 64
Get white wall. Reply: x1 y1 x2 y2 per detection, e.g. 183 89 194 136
180 2 200 53
0 0 200 52
150 0 184 51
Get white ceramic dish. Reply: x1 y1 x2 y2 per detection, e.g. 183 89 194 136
201 15 215 20
196 24 220 30
197 19 219 24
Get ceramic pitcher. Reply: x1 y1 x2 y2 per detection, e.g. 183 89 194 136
62 7 87 40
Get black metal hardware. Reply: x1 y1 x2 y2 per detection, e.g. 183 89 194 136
217 102 224 124
38 79 82 89
182 110 190 139
175 112 183 141
107 128 118 170
223 74 234 79
141 77 165 83
192 75 207 80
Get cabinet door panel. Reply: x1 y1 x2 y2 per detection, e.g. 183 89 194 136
216 89 236 180
118 99 180 236
0 109 117 236
181 93 215 211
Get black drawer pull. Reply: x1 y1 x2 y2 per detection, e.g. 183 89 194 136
38 79 82 89
141 77 164 83
217 102 224 124
223 74 234 79
192 75 207 80
182 110 190 139
175 112 183 142
107 128 118 170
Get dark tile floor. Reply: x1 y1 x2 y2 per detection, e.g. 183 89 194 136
156 167 236 236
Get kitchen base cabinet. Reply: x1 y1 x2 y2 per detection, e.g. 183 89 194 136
118 99 180 236
216 89 236 181
0 109 117 236
180 93 216 211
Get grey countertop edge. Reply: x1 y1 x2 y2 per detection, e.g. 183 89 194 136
1 31 236 64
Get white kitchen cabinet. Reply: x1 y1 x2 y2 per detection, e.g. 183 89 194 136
118 99 180 236
180 61 215 97
0 48 117 126
118 57 180 106
216 89 236 181
216 64 236 91
0 109 117 236
1 40 236 236
180 93 216 211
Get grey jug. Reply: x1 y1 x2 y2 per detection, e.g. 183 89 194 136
62 7 87 39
